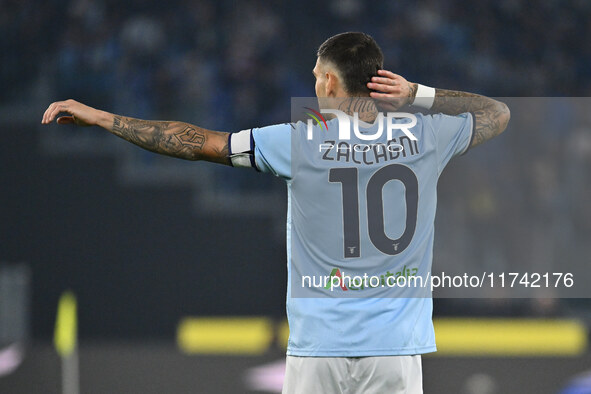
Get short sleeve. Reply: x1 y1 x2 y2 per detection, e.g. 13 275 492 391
252 123 292 179
426 112 474 171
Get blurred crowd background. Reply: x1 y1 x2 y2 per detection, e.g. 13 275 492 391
2 0 591 340
4 0 591 118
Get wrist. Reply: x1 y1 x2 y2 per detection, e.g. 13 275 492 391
96 110 114 129
408 82 418 103
411 84 436 110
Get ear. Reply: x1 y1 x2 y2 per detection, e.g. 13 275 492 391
325 71 339 97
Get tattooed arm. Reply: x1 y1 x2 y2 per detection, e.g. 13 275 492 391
368 70 510 148
41 99 230 164
108 115 229 164
428 88 510 148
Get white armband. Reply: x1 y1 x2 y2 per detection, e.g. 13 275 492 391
229 129 256 168
412 84 436 110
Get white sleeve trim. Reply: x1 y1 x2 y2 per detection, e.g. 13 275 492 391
229 129 255 168
412 84 436 110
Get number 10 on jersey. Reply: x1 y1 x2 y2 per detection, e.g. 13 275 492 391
329 164 418 258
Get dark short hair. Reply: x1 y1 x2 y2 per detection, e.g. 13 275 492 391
317 32 384 95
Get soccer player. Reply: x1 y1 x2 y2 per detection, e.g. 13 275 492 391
42 32 509 393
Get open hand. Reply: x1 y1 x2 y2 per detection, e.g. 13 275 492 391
41 99 101 127
367 70 416 111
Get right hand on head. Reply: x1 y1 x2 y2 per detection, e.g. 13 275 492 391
41 99 101 127
367 70 416 112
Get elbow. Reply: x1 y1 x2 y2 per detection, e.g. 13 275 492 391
498 102 510 135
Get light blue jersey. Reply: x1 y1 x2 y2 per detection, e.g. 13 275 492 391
229 110 473 356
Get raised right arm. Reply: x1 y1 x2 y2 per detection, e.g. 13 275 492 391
428 88 510 148
367 70 510 148
42 99 230 165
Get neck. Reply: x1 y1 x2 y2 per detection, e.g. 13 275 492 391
336 97 378 123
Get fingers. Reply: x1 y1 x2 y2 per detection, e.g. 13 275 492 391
367 70 405 95
42 101 61 124
371 76 401 86
56 116 75 125
41 104 53 124
377 69 400 80
41 100 73 124
369 92 395 99
367 82 403 94
369 91 404 103
42 102 55 124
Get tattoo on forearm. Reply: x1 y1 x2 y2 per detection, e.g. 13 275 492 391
431 89 484 114
431 88 509 148
173 126 205 150
111 115 229 164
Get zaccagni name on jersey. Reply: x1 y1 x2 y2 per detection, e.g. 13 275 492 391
319 136 420 165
